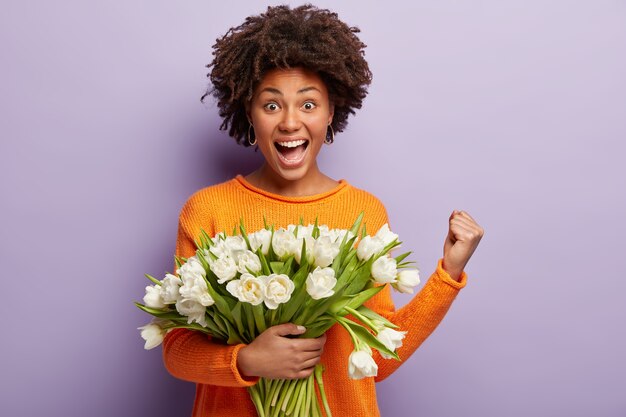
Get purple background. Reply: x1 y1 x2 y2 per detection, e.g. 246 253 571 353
2 1 625 416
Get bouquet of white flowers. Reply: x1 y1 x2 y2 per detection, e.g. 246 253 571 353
136 213 420 417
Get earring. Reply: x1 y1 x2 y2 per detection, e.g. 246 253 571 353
247 124 257 146
325 124 334 144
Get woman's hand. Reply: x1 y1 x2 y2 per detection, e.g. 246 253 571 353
443 210 484 281
237 323 327 379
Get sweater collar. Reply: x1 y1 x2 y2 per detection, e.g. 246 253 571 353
233 174 350 203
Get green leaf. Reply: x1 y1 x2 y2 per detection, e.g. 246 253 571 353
239 219 252 249
357 305 399 329
344 256 375 294
205 281 233 321
349 212 364 238
222 315 243 345
252 304 267 333
144 273 162 286
278 264 312 323
332 235 358 273
312 217 320 239
334 254 358 287
211 311 229 335
394 251 412 264
257 248 271 275
135 302 176 318
270 261 284 274
231 302 246 338
174 256 184 270
202 311 228 337
329 285 383 314
279 256 294 275
243 303 256 339
298 238 308 271
200 228 215 248
344 319 399 360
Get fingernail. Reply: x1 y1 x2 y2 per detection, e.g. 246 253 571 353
297 325 306 332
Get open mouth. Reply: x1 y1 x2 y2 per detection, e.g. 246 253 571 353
274 139 310 163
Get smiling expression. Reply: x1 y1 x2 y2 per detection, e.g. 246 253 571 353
246 67 334 183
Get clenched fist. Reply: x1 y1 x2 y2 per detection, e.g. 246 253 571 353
443 210 484 281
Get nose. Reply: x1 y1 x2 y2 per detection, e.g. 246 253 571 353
278 106 301 132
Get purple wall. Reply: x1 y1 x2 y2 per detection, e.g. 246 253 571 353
2 1 625 416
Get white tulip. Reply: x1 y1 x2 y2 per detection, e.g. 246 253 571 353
176 257 205 280
374 223 399 246
306 267 337 300
160 273 182 304
329 229 355 245
237 250 262 274
294 236 316 264
393 269 421 294
175 298 207 326
210 255 238 284
248 229 271 255
313 236 340 268
143 284 165 309
224 236 247 262
376 327 407 359
272 229 298 258
317 224 330 236
348 347 378 379
262 274 295 309
138 322 166 350
356 236 385 261
371 256 398 284
226 273 265 306
179 273 214 307
209 238 228 258
288 224 314 239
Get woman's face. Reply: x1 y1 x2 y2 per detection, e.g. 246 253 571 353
247 67 334 184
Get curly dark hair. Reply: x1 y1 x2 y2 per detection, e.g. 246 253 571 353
201 4 373 146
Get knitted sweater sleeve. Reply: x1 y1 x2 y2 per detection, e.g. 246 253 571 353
160 202 259 388
365 208 468 382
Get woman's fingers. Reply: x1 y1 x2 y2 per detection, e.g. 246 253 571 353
295 333 327 352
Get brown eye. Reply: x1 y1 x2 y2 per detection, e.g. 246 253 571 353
302 101 316 110
265 103 279 111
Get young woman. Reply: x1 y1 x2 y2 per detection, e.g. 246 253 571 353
162 5 483 416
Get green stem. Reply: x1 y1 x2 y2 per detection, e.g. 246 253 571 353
270 379 286 407
310 388 321 417
303 373 312 417
335 316 360 348
247 385 266 417
288 378 306 417
343 306 377 332
280 379 298 413
314 365 332 417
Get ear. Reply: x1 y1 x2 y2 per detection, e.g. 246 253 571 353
328 102 335 125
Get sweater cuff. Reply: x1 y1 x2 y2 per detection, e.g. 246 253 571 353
231 344 260 387
435 258 467 290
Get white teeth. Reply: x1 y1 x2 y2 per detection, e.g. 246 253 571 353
277 139 307 148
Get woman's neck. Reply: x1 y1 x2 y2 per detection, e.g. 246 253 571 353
244 163 339 197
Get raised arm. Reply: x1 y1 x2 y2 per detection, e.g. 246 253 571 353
368 209 483 381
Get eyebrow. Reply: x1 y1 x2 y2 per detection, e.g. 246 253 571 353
258 86 321 95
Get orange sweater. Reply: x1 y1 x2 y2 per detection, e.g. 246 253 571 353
162 175 467 417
